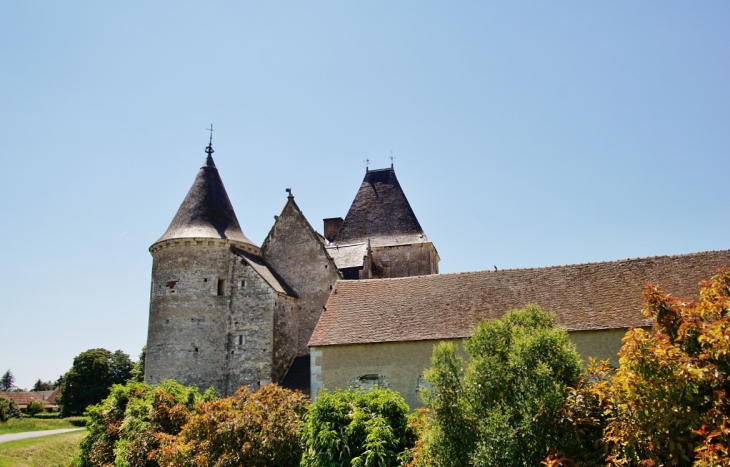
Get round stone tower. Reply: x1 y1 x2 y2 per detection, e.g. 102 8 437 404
144 142 260 392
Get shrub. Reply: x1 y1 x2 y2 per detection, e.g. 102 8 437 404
421 305 583 467
34 412 62 419
157 384 310 467
301 387 415 467
74 380 212 467
604 269 730 466
66 416 87 427
25 400 45 416
0 395 21 422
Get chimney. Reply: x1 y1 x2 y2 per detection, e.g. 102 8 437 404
323 217 344 240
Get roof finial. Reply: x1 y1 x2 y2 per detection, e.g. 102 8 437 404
364 158 369 172
286 188 293 198
390 151 395 169
205 124 214 157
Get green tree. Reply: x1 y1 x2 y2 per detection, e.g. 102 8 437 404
301 387 416 467
32 379 55 391
129 346 146 383
604 270 730 466
59 348 135 416
0 369 15 391
26 399 45 416
421 305 583 467
0 395 21 422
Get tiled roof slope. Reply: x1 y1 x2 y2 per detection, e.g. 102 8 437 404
154 154 256 248
333 168 428 246
310 250 730 347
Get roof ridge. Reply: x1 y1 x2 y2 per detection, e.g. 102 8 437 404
337 249 730 284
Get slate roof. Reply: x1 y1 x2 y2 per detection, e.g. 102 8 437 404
309 250 730 347
326 242 369 269
334 168 429 247
154 153 256 248
232 247 294 297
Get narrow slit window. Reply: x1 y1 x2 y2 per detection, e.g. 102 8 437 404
217 278 226 296
240 280 245 288
238 335 243 345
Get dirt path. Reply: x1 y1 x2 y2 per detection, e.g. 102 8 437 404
0 428 84 444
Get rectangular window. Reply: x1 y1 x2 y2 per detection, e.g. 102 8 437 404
240 280 245 288
238 335 243 345
217 278 226 296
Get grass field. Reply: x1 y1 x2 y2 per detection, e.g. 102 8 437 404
0 419 77 436
0 431 84 467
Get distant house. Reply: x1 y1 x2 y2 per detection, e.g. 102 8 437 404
0 387 61 411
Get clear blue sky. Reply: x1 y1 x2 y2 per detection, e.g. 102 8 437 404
1 1 728 390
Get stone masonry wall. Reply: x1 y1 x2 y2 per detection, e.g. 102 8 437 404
261 198 342 356
146 240 275 395
367 243 439 279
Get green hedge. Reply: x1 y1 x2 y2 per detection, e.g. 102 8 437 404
33 412 62 419
64 416 87 427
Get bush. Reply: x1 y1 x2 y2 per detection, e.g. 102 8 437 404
33 412 62 419
65 416 87 427
25 400 45 416
157 384 310 467
0 395 21 422
604 269 730 466
301 387 415 467
75 379 211 467
420 305 583 467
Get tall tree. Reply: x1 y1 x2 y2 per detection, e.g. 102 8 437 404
129 346 146 383
58 348 134 416
0 369 15 391
421 305 583 467
32 379 55 391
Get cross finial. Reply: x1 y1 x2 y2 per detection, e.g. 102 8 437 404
364 158 369 172
205 124 215 157
390 151 395 169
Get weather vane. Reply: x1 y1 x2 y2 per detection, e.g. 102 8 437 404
364 158 370 172
205 124 214 156
390 151 395 168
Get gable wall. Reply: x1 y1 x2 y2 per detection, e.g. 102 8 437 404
367 243 438 278
261 199 342 356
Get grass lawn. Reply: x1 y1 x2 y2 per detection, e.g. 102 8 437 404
0 431 85 467
0 419 77 436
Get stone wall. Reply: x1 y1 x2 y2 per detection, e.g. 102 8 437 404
366 243 439 279
145 239 276 395
261 197 342 356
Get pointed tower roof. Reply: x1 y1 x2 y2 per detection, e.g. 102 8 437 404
153 144 256 250
333 167 428 246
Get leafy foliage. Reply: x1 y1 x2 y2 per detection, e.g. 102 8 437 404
32 379 55 391
156 384 309 467
59 348 135 416
604 269 730 467
301 387 416 467
0 395 21 422
130 346 147 383
421 305 583 467
75 379 211 467
1 369 15 391
25 400 45 416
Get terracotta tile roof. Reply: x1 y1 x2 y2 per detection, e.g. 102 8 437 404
334 168 429 246
309 250 730 347
0 389 59 408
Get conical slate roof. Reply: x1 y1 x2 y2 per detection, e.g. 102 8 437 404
154 153 256 247
333 167 427 246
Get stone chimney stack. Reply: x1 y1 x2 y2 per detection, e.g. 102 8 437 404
323 217 344 241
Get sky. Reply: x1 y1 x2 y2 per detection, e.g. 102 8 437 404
0 1 728 390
